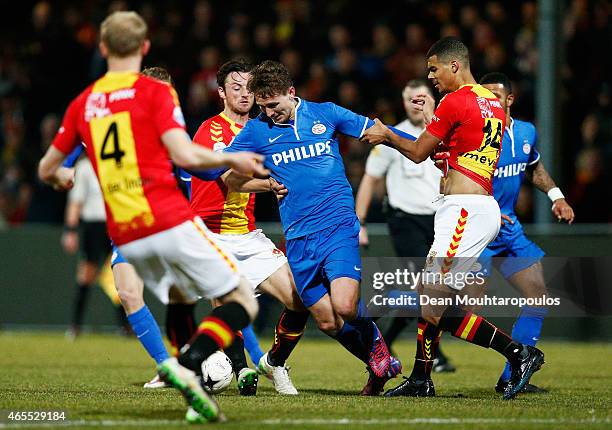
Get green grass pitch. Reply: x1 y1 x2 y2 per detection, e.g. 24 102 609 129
0 332 610 429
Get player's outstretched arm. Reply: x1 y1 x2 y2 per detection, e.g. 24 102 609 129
526 161 575 223
361 119 438 163
221 171 285 194
38 146 75 191
162 129 269 176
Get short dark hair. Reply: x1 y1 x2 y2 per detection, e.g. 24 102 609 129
248 60 293 98
216 58 253 88
479 72 513 93
426 37 469 65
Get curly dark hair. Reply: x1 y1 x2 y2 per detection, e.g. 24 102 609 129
216 58 253 88
247 60 293 98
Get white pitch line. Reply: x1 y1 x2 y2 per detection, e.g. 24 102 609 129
0 417 610 428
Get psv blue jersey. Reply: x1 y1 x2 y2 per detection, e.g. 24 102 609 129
492 118 540 219
225 98 370 239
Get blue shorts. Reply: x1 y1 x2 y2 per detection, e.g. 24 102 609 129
479 220 545 279
286 217 362 307
110 243 128 267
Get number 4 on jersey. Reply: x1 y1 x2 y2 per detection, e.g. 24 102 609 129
100 122 125 167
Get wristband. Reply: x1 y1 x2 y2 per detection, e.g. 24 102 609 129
547 187 564 202
63 225 78 233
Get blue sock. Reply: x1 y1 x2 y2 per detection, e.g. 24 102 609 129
500 306 548 381
333 321 369 363
347 299 377 352
127 305 169 365
242 324 264 366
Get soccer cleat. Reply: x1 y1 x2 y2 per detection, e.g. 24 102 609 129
157 357 225 422
503 345 545 400
368 323 392 378
432 355 456 373
185 407 205 424
237 368 258 396
143 373 168 389
257 352 298 395
383 376 435 397
496 377 548 394
361 356 402 396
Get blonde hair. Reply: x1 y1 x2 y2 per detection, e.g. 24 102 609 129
100 11 147 58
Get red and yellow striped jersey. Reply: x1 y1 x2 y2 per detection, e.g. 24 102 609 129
427 84 506 194
52 71 194 245
190 112 256 234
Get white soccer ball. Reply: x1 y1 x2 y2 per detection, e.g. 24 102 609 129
201 351 234 394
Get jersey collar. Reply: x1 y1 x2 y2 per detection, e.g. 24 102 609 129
506 117 515 157
219 111 243 129
268 97 303 140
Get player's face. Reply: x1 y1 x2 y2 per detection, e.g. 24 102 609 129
256 87 297 124
426 55 454 94
482 83 511 111
220 71 253 115
403 85 431 123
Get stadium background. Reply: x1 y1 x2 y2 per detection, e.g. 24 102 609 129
0 0 610 339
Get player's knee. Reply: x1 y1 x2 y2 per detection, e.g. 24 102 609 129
117 279 144 314
334 302 358 322
118 288 144 314
316 318 341 335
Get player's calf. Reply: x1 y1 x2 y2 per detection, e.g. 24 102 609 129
267 308 309 367
178 300 253 372
436 305 545 399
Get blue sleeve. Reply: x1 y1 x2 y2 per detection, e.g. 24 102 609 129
333 110 417 142
528 126 540 166
184 167 228 181
387 125 417 141
184 123 257 180
328 103 370 138
177 168 192 200
362 118 418 141
62 144 84 167
223 122 255 153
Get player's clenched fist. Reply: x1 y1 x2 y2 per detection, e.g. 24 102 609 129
360 118 390 145
53 167 75 191
269 177 288 201
551 198 575 224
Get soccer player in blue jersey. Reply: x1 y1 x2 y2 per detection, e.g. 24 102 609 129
216 60 411 394
478 72 575 392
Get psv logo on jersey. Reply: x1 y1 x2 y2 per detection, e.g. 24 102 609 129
311 121 326 135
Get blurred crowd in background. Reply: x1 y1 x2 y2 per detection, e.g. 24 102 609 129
0 0 610 228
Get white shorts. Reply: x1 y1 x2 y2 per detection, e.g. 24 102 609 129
118 218 240 304
424 195 500 290
209 229 288 290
